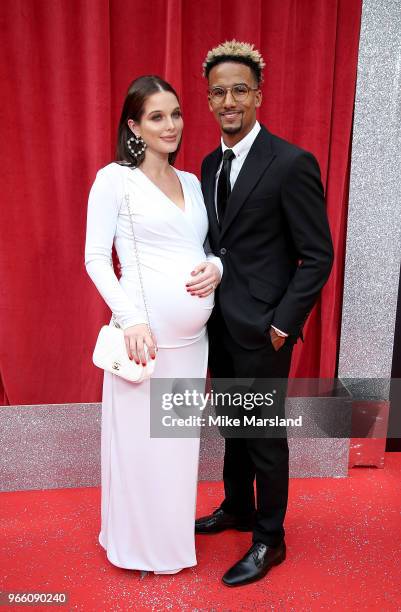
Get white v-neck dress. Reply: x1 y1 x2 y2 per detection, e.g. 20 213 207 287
85 163 221 572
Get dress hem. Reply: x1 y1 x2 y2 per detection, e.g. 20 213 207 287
98 533 197 572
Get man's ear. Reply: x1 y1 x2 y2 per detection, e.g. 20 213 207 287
255 90 262 108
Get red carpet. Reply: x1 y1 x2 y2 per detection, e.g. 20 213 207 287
1 454 400 611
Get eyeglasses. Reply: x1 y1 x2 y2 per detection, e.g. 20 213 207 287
208 83 259 104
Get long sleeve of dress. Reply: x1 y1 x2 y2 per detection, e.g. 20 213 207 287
203 236 223 278
85 168 148 330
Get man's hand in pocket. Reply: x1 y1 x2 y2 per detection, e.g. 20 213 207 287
269 327 286 351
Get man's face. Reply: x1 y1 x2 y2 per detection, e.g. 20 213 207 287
207 62 262 143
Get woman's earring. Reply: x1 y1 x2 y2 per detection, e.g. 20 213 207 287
127 134 147 159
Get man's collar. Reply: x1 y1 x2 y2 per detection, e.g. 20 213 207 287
221 120 261 159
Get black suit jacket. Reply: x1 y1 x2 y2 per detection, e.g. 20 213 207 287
201 124 334 349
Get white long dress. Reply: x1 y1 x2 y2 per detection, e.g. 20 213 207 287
85 162 221 572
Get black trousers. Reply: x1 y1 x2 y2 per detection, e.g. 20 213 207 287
208 305 294 546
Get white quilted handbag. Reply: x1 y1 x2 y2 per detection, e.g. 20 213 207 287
93 324 155 382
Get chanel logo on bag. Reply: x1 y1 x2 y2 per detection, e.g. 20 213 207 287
112 361 121 371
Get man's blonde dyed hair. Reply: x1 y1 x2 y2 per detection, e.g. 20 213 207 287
202 39 266 84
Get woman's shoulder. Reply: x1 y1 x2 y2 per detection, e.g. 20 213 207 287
89 163 130 206
174 168 201 189
95 161 130 182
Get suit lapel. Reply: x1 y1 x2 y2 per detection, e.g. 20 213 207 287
203 147 222 237
220 126 276 239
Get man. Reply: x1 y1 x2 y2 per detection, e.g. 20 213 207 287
187 40 334 587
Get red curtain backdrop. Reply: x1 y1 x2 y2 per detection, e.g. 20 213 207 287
0 0 362 405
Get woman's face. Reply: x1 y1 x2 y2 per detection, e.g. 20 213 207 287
128 91 183 157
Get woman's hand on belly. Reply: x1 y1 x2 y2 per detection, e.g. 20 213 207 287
185 262 221 298
123 324 157 366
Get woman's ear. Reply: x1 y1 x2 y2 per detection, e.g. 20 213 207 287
127 119 140 138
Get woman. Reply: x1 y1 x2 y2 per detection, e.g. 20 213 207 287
85 76 221 574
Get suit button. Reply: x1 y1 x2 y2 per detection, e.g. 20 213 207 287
220 248 227 255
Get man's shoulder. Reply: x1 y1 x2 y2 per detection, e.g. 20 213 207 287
261 126 316 165
201 146 220 169
269 131 305 154
201 126 312 163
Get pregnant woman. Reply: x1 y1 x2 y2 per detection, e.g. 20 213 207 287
85 76 221 574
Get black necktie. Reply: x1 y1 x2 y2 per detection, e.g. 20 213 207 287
217 149 235 225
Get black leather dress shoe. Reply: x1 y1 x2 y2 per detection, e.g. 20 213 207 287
222 541 286 587
195 508 255 534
